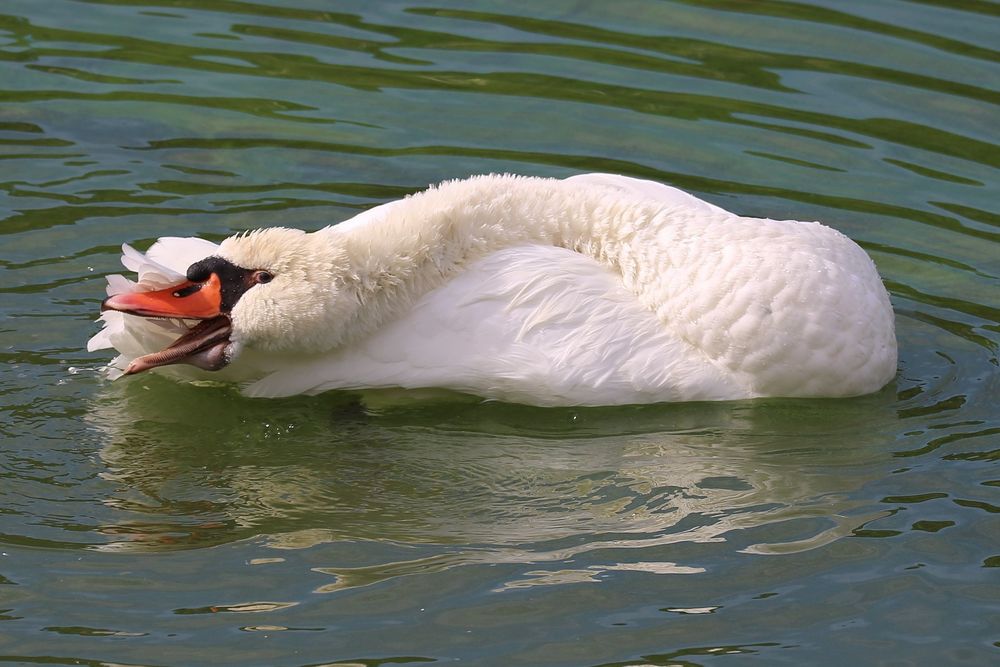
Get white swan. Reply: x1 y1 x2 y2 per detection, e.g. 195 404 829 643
89 173 896 406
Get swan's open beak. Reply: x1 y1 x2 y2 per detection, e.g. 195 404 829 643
101 274 232 374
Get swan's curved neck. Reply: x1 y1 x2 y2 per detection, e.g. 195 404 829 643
292 174 713 356
331 175 667 307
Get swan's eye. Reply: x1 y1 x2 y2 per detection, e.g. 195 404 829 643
253 270 274 284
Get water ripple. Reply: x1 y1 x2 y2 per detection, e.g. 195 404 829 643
0 1 998 664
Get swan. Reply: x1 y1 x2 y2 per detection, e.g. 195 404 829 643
88 173 897 406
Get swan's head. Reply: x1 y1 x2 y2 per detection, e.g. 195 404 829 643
101 228 355 375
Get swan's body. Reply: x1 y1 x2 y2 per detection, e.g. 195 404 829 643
89 173 896 405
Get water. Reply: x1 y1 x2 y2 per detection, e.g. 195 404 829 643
1 1 998 665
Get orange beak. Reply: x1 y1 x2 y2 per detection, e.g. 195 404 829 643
102 273 223 319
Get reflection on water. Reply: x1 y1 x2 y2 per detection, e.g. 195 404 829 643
85 378 902 592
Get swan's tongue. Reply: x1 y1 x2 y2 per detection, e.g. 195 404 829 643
124 316 232 375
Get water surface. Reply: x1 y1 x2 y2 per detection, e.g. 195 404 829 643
1 1 998 665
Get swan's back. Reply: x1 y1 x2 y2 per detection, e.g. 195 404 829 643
648 210 895 397
560 174 896 398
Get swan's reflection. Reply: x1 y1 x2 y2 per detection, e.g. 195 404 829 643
86 378 898 590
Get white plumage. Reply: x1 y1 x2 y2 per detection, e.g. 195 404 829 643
89 173 897 405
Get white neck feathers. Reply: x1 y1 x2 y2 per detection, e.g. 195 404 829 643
324 175 686 332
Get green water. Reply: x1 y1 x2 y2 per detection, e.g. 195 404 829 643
2 1 998 665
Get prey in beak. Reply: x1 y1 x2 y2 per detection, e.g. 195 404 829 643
101 267 234 375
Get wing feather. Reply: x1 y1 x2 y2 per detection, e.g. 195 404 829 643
244 245 744 405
